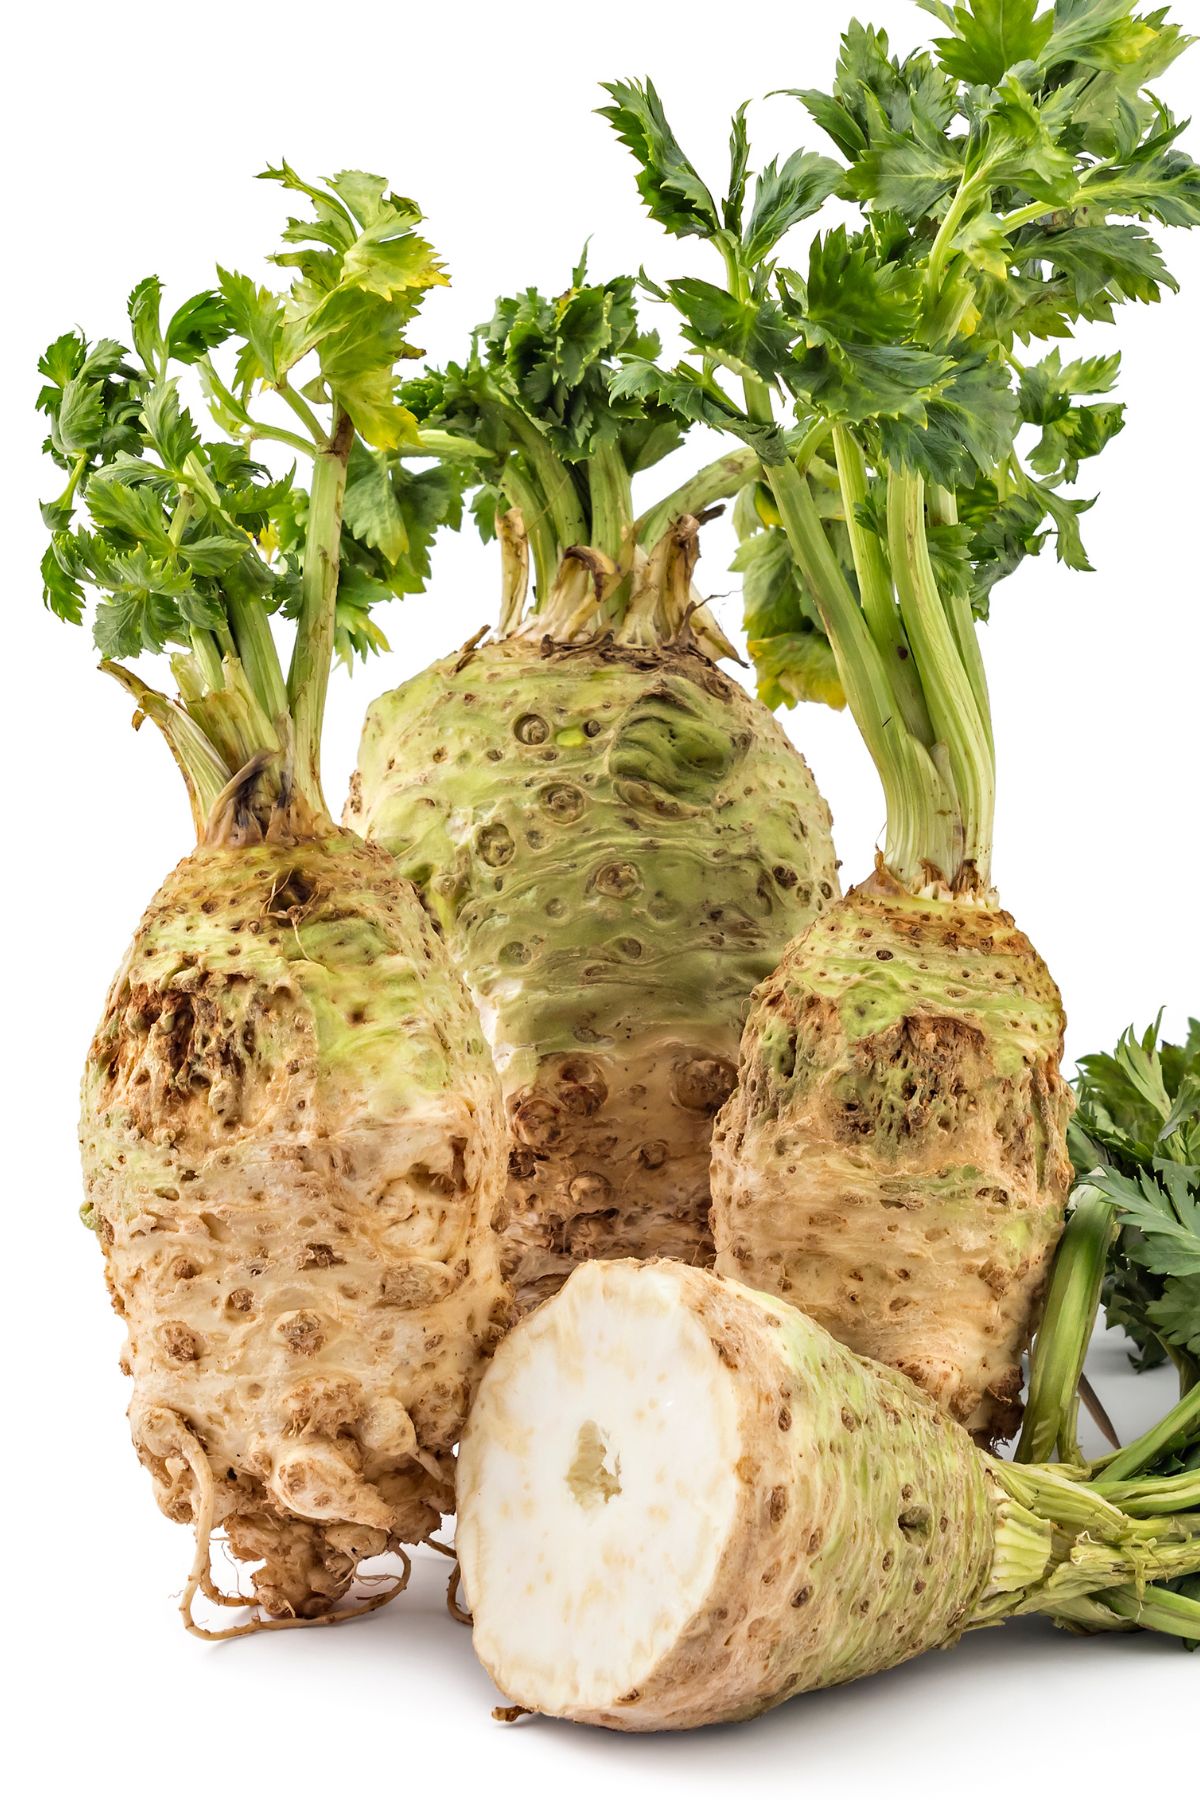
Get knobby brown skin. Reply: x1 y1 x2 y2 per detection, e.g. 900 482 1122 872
349 633 840 1312
711 868 1073 1443
80 828 510 1625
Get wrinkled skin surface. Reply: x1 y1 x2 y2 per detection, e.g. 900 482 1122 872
458 1260 997 1730
81 829 509 1619
711 873 1072 1442
348 636 839 1310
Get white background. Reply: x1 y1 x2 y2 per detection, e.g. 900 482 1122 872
3 1 1197 1793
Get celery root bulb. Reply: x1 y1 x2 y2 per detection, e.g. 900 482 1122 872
710 870 1072 1441
348 635 838 1311
456 1259 998 1730
80 829 510 1625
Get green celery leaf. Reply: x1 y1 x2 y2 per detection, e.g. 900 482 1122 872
1091 1164 1200 1280
966 77 1078 201
724 104 752 232
216 268 284 387
877 352 1020 483
1037 482 1097 568
40 534 87 623
844 107 964 219
747 627 848 710
1146 1278 1200 1357
343 449 410 564
165 290 233 363
666 278 794 383
610 358 789 462
1028 398 1125 482
128 276 164 372
1040 0 1193 85
1013 219 1177 305
783 20 958 161
742 150 844 263
598 79 721 239
1072 1018 1200 1377
84 470 172 545
141 379 201 473
793 225 924 345
794 340 954 425
930 0 1055 87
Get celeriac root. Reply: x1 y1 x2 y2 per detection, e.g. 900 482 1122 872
82 829 510 1624
456 1260 1200 1730
456 1259 996 1728
711 869 1072 1440
348 635 838 1311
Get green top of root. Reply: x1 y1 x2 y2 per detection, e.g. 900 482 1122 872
37 165 449 841
600 0 1200 889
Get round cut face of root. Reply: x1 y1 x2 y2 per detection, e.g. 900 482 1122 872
457 1261 739 1716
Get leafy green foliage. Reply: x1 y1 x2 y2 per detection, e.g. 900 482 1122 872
36 166 450 691
601 0 1197 746
742 151 845 263
482 267 676 463
218 163 447 450
398 259 690 577
785 20 957 159
730 478 850 710
311 445 468 662
598 80 721 240
927 1 1054 87
608 358 789 462
1071 1017 1200 1381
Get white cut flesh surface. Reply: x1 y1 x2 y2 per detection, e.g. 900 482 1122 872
456 1260 739 1715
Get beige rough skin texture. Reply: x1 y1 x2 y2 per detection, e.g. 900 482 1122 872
711 870 1073 1442
457 1259 998 1730
80 829 510 1625
348 634 839 1311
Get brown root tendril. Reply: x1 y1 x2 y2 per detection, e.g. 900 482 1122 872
173 1421 411 1642
446 1559 472 1626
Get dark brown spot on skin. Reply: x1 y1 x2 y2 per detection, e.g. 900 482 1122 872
592 861 641 898
298 1243 343 1270
514 713 548 744
898 1506 932 1539
791 1587 812 1608
510 1095 569 1150
277 1311 323 1356
567 1172 612 1210
477 824 514 868
672 1054 737 1115
535 1057 607 1125
778 1407 792 1432
540 783 585 822
160 1322 200 1362
768 1486 788 1523
227 1288 254 1313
